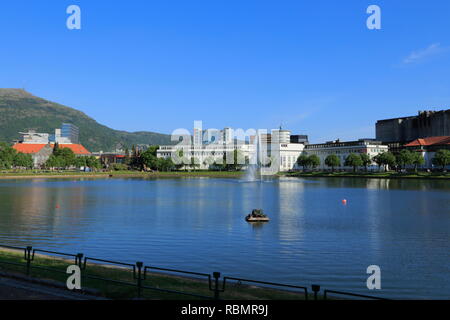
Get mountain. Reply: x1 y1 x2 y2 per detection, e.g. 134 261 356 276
0 89 173 151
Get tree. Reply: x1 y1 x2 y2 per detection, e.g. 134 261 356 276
375 152 396 172
74 156 87 168
0 142 17 169
203 156 215 170
432 149 450 171
373 153 384 171
124 148 131 165
220 150 245 171
13 152 33 169
383 152 397 171
141 148 158 171
411 152 425 172
146 145 159 157
45 154 63 169
174 149 186 171
45 146 76 169
130 145 143 170
308 155 321 170
345 153 363 172
53 142 60 154
86 156 101 170
156 158 174 172
54 147 76 168
396 150 414 171
360 153 372 172
296 154 309 172
233 149 245 171
325 154 340 172
189 156 200 171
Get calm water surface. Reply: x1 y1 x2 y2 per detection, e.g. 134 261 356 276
0 177 449 299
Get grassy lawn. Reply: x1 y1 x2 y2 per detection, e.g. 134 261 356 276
0 170 244 179
0 249 310 300
282 171 450 180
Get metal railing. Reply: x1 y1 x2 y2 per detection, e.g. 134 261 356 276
0 244 389 300
222 276 309 300
323 289 389 300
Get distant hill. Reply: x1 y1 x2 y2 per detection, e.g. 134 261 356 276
0 89 173 151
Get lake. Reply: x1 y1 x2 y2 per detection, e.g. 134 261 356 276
0 176 449 299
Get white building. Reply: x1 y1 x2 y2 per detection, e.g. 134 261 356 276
19 131 50 144
19 124 80 145
157 143 255 170
157 126 309 172
304 139 389 170
404 136 450 169
272 142 306 173
258 129 307 173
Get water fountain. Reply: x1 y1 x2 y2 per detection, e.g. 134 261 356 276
242 131 278 181
242 131 262 181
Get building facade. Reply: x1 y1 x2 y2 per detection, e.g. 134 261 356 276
158 143 255 170
13 143 91 168
404 136 450 169
376 109 450 144
61 123 79 144
304 139 389 170
12 124 89 168
157 127 309 173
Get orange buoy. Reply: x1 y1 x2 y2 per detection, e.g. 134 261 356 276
342 199 347 205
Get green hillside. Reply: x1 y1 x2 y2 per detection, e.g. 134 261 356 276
0 89 172 151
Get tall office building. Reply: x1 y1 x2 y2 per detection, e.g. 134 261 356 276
222 127 233 144
271 129 291 144
61 123 79 144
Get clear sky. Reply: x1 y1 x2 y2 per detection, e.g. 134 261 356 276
0 0 449 143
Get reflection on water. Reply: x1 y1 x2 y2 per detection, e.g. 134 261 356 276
0 177 449 299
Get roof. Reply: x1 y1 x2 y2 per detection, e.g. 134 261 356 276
13 143 91 155
12 144 47 154
404 136 450 147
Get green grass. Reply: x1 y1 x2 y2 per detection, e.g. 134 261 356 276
0 249 310 300
282 171 450 180
0 170 245 179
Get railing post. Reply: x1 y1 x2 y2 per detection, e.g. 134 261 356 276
311 284 321 301
213 272 221 300
24 246 33 276
76 253 84 269
136 262 143 298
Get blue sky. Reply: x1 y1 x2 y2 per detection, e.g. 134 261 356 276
0 0 449 143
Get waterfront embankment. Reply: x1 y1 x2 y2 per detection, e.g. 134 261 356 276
281 171 450 180
0 170 244 180
1 170 449 180
0 248 309 300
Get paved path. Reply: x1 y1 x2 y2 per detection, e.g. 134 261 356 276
0 276 102 300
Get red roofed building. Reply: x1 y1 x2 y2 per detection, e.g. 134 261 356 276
13 143 90 155
12 143 91 168
404 136 450 148
404 136 450 169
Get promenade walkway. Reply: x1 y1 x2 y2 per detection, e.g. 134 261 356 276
0 275 101 300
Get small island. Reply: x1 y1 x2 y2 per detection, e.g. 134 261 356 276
245 209 270 222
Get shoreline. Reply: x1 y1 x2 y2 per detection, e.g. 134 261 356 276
0 170 448 181
0 171 245 180
281 172 450 180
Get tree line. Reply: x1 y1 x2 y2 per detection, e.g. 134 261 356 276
117 147 247 172
2 141 449 173
296 149 450 172
0 142 33 169
45 143 101 170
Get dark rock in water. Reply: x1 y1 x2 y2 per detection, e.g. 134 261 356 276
246 209 269 222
